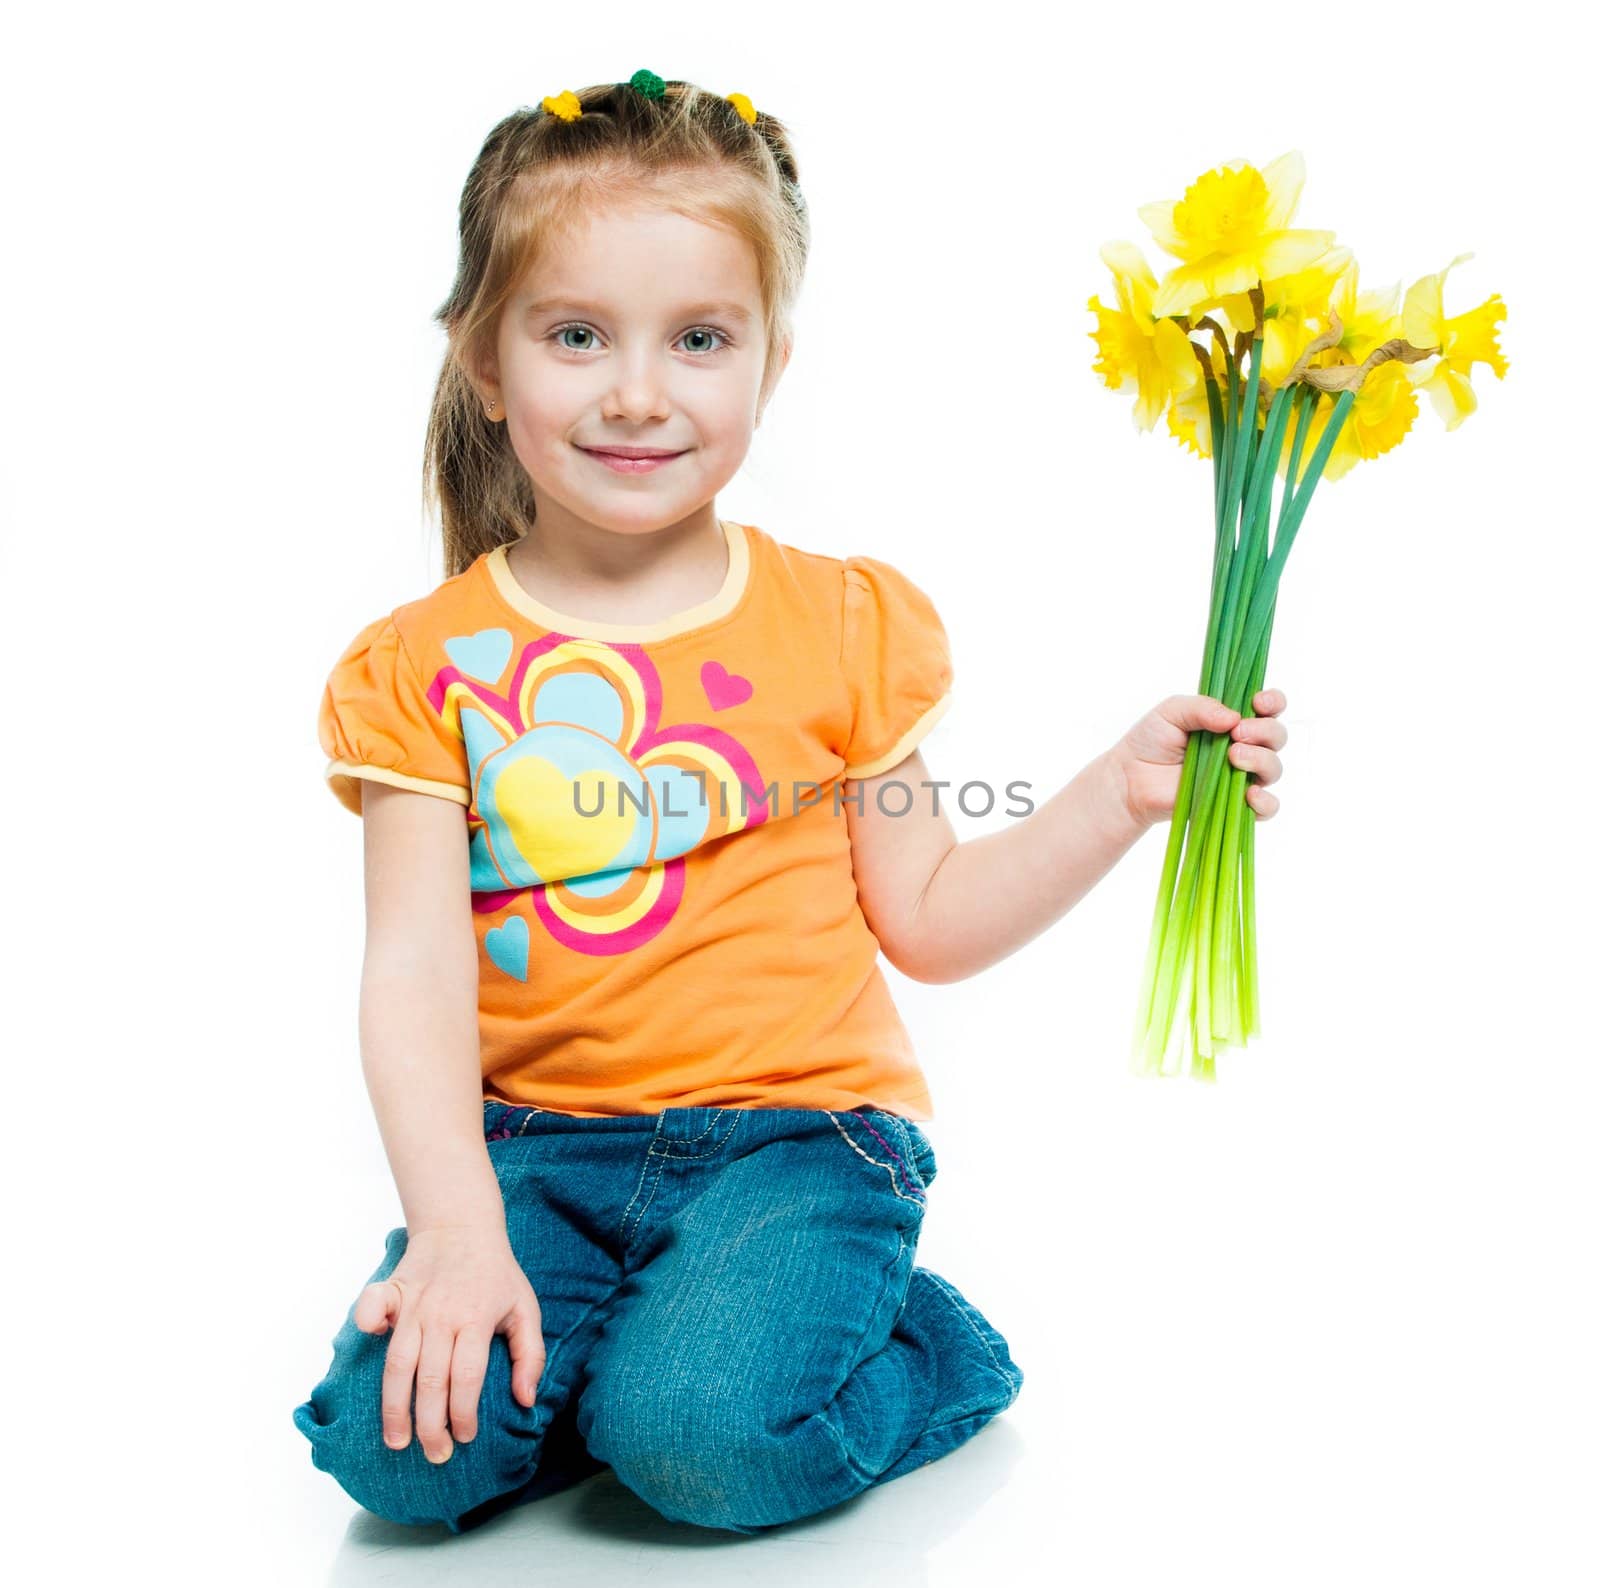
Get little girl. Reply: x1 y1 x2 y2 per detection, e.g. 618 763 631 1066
292 71 1289 1538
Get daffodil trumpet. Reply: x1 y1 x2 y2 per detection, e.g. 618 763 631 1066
1093 152 1507 1079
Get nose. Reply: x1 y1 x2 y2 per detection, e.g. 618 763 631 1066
602 347 675 425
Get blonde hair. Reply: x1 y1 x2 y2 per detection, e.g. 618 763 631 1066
423 77 810 579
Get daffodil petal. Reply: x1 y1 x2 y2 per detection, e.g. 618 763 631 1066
1423 363 1479 430
1100 239 1158 291
1402 254 1475 350
1257 229 1338 279
1151 256 1260 318
1137 199 1185 259
1260 150 1308 231
1402 272 1444 347
1153 317 1202 391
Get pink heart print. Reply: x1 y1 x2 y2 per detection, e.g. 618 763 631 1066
701 659 753 710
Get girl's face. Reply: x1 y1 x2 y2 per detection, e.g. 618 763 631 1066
483 202 784 538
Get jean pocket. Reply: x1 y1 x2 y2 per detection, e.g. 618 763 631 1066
901 1119 938 1189
837 1109 933 1201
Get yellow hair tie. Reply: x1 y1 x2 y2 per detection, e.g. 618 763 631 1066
538 83 759 126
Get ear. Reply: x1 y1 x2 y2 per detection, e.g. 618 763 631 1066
458 338 502 413
476 360 503 413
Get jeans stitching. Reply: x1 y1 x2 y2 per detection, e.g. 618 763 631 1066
649 1107 742 1158
483 1102 545 1141
874 1113 928 1193
823 1111 926 1204
619 1152 667 1250
850 1110 927 1200
646 1113 729 1158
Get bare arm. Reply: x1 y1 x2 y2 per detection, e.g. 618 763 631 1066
341 782 548 1458
357 780 503 1234
843 746 1147 986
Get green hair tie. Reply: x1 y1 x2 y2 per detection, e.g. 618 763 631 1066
626 68 666 98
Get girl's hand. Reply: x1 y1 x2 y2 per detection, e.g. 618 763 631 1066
1109 688 1289 830
352 1223 545 1464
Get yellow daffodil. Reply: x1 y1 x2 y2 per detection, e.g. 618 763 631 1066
1087 241 1203 431
1288 357 1418 482
1400 253 1510 430
1140 151 1339 320
1250 249 1353 389
1097 151 1510 1080
1211 243 1348 345
1166 370 1218 459
1267 258 1423 482
1163 249 1351 459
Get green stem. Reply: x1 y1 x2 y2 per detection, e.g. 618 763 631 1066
1226 387 1315 1046
1133 363 1239 1066
1240 794 1258 1036
1219 389 1355 709
1226 849 1245 1047
1206 385 1300 1036
1210 596 1275 1033
1278 383 1320 542
1209 381 1296 697
1240 597 1276 1041
1197 372 1292 1053
1137 386 1355 1072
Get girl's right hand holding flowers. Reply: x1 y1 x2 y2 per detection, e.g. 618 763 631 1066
353 1223 545 1464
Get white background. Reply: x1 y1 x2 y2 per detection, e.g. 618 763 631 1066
6 2 1593 1584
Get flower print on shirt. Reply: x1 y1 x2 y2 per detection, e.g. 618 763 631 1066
426 629 767 973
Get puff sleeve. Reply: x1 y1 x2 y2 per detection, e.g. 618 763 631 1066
318 615 472 815
839 555 955 779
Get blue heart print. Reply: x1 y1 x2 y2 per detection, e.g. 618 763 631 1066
485 913 530 981
445 628 514 683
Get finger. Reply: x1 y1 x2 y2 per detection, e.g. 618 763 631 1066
413 1325 456 1463
353 1279 398 1336
1253 688 1287 715
1227 742 1282 785
1231 716 1287 751
1169 694 1239 734
1247 785 1280 819
447 1329 491 1445
505 1302 546 1409
380 1318 422 1451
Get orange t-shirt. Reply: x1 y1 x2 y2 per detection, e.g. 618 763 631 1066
318 518 954 1120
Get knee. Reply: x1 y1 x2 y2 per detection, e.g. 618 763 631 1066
292 1324 536 1532
579 1383 778 1535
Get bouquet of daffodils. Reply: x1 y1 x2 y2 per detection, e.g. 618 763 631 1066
1088 151 1508 1080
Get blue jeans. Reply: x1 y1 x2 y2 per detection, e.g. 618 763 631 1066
292 1102 1023 1535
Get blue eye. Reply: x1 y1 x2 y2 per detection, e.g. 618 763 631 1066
680 327 727 354
548 323 731 355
